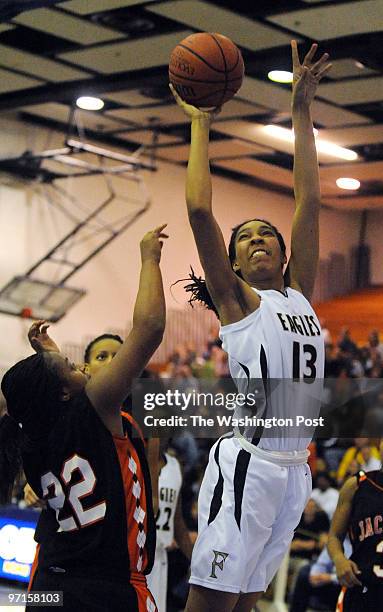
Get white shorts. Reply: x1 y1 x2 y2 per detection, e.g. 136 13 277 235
189 434 312 594
147 546 168 612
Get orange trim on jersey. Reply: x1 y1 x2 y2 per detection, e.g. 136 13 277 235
121 411 145 445
113 436 149 574
364 474 383 493
28 544 40 592
131 574 157 612
336 586 346 612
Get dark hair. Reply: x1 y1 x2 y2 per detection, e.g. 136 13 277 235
0 353 64 504
228 219 286 274
175 267 219 318
84 333 123 364
179 219 287 318
0 415 23 504
314 471 335 488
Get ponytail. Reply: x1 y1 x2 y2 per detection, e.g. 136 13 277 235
173 268 219 319
0 414 23 505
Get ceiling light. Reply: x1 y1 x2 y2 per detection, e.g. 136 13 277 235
262 125 358 160
336 177 360 190
316 140 358 161
76 96 104 111
263 125 294 142
268 70 294 84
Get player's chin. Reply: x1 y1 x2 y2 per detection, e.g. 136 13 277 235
249 261 273 276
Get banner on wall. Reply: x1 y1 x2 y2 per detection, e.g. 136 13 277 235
0 506 38 583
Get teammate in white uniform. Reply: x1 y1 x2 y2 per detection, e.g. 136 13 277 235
147 451 193 612
171 40 331 612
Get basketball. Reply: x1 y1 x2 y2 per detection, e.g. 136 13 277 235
169 32 244 108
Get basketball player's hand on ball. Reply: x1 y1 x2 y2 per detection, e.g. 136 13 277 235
291 40 332 108
28 319 61 354
140 224 168 264
335 557 362 588
169 83 221 124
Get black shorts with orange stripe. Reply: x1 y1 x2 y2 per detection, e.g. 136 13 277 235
337 584 383 612
28 567 157 612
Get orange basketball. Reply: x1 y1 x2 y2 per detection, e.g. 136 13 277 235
169 32 244 108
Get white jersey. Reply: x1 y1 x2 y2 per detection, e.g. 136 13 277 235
147 453 183 612
156 453 182 549
219 287 324 452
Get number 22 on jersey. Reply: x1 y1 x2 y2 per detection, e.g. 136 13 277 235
41 454 106 532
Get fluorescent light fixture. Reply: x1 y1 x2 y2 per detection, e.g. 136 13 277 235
268 70 293 83
262 125 358 160
336 177 360 190
263 125 294 142
316 140 358 161
76 96 104 111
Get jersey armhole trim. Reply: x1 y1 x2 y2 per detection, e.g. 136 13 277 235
219 303 261 334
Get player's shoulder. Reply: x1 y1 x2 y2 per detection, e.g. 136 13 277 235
360 469 383 487
164 452 183 477
285 285 312 304
339 474 359 501
165 451 181 468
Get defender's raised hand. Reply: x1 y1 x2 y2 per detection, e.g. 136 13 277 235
140 224 168 264
291 40 332 108
28 320 60 354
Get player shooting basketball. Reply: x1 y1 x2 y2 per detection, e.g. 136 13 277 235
171 41 331 612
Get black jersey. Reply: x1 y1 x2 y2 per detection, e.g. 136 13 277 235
20 392 155 581
348 470 383 587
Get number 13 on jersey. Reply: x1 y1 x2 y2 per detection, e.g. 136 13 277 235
292 341 317 380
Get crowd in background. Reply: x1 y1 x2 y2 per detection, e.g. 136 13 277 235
3 323 383 611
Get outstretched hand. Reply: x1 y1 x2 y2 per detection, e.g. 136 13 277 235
291 40 332 108
28 320 60 354
140 224 168 264
169 83 221 125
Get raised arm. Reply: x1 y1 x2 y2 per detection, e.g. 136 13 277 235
86 226 166 428
288 41 331 300
170 85 259 325
327 476 362 587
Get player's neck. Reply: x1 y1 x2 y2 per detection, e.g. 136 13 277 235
251 277 285 292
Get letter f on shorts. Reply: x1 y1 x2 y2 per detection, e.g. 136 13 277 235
210 550 229 578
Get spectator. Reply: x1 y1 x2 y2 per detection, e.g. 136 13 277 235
336 438 381 486
367 329 383 362
290 537 352 612
320 318 332 346
359 440 381 472
291 499 330 562
289 499 330 594
210 341 230 377
311 472 339 519
337 327 358 356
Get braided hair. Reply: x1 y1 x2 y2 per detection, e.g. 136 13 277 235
0 353 63 504
179 219 287 319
